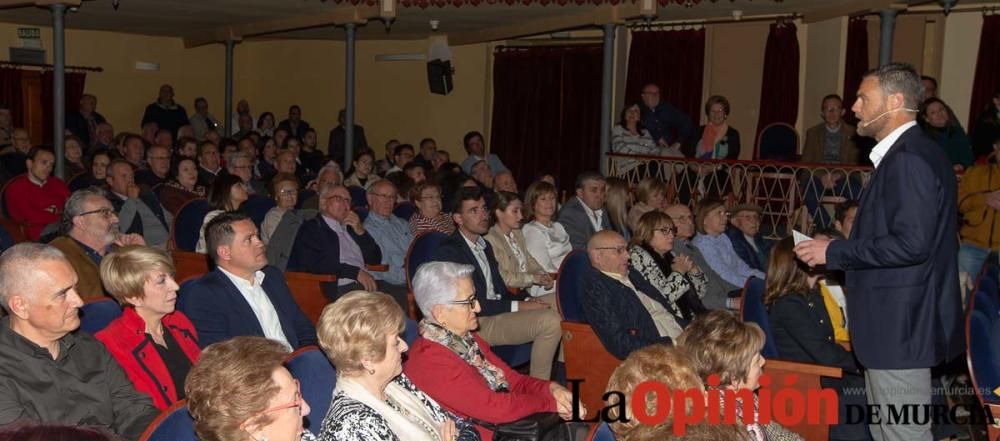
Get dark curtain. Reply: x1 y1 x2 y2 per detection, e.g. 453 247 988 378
624 28 706 123
0 68 25 129
490 45 602 195
968 14 1000 134
843 17 869 126
41 70 87 145
755 22 800 150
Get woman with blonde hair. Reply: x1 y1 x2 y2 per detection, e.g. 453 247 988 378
605 177 632 240
318 291 478 441
627 178 668 231
186 336 315 441
95 245 200 411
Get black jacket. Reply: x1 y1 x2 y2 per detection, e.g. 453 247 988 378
65 110 106 147
0 317 158 440
140 102 189 136
287 214 382 282
768 289 859 373
581 266 675 360
433 231 518 317
328 124 368 168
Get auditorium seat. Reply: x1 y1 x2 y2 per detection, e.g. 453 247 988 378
242 194 276 228
590 422 615 441
138 400 197 441
348 185 367 209
392 201 416 221
284 271 337 324
284 346 337 435
79 297 122 335
171 250 211 284
172 198 209 252
404 231 449 319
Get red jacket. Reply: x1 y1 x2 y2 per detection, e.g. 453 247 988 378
4 173 69 241
96 307 201 410
403 334 557 439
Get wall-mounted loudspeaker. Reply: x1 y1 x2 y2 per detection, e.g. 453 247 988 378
427 59 453 95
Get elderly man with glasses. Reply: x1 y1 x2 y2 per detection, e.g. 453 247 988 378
49 188 145 300
361 180 413 311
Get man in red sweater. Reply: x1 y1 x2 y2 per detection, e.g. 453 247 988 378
4 147 70 240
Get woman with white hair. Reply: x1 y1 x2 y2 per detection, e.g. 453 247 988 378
403 262 583 440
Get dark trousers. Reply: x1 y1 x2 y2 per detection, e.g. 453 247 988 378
324 280 409 315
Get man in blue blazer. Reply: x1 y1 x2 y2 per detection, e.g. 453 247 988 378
179 211 316 349
796 63 963 441
581 231 679 360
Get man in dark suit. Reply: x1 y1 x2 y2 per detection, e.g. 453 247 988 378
582 231 678 360
286 184 383 301
328 109 368 169
726 204 769 272
433 186 561 380
179 211 316 349
277 105 311 140
65 94 106 148
558 171 611 250
796 63 963 441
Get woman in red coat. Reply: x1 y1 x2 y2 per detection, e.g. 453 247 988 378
403 261 585 439
96 245 201 410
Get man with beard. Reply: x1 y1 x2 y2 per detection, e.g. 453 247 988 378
49 188 145 299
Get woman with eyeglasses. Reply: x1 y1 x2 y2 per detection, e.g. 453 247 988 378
629 210 708 321
691 199 764 290
196 174 249 254
409 181 455 236
404 262 582 440
187 336 316 441
317 290 479 441
159 157 206 217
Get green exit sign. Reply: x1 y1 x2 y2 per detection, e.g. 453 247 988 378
17 28 41 40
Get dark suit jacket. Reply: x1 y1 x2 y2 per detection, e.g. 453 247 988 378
278 119 311 140
178 266 317 349
826 124 963 369
725 226 769 272
286 214 382 281
581 267 674 360
65 110 106 147
433 231 518 317
328 125 368 167
768 289 859 373
557 196 611 250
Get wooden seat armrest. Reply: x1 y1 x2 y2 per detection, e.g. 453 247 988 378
366 264 389 272
285 272 338 283
765 358 843 379
837 341 852 352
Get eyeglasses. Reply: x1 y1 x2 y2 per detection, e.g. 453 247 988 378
78 207 116 218
371 193 397 200
278 189 298 196
654 227 678 235
594 245 628 254
448 296 480 309
239 379 303 431
420 194 442 201
324 195 351 204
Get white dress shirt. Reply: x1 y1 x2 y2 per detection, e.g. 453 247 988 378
578 197 605 232
218 266 292 350
461 232 518 312
868 120 917 169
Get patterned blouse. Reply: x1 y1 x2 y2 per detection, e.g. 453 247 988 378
629 245 708 306
409 212 456 237
318 374 479 441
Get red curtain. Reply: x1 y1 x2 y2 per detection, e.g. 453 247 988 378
0 67 24 129
490 45 602 195
625 28 706 125
843 17 869 126
968 14 1000 134
41 70 87 145
755 22 800 143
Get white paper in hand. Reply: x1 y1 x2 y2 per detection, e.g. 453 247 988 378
792 230 812 245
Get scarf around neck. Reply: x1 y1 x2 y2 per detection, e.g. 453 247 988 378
419 320 509 392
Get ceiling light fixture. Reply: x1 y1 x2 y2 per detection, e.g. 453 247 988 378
941 0 956 15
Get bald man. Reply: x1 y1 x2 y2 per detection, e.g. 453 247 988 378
581 230 682 360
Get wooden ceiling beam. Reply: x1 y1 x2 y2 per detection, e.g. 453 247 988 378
448 3 641 46
184 3 383 48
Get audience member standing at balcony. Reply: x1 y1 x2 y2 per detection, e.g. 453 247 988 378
639 83 692 150
680 95 739 202
612 103 681 177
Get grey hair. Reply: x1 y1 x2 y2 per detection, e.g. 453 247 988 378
318 162 344 185
366 179 395 195
60 187 109 235
225 151 250 168
319 183 347 199
412 261 476 320
0 243 67 312
864 62 923 110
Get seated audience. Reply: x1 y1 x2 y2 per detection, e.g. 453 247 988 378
257 136 278 181
196 140 222 187
630 211 707 321
484 192 555 305
627 177 667 231
262 173 300 244
227 150 268 195
605 177 632 240
413 137 437 171
664 204 739 310
344 149 381 190
971 89 1000 159
470 159 494 190
317 291 479 441
802 94 859 164
810 228 850 343
95 245 201 411
558 171 610 250
186 336 316 441
0 424 119 441
493 171 517 194
522 180 572 294
583 230 682 359
460 131 508 174
5 147 70 241
612 102 682 176
639 83 692 149
957 135 1000 278
278 104 311 140
134 144 171 190
180 211 316 348
50 188 145 299
158 157 206 216
764 237 866 441
256 111 275 137
376 139 398 176
605 344 748 441
65 93 106 148
387 143 415 175
0 243 158 439
93 122 114 153
187 97 218 140
362 180 414 310
69 150 110 191
691 199 764 288
677 311 803 441
63 135 87 177
409 181 455 236
299 128 325 176
404 262 581 439
120 134 146 170
684 95 740 160
196 174 249 254
403 162 426 185
327 108 368 168
106 160 173 249
920 97 974 172
726 204 769 272
0 128 32 178
433 186 562 380
432 150 450 171
288 184 382 299
300 162 343 209
833 200 857 239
